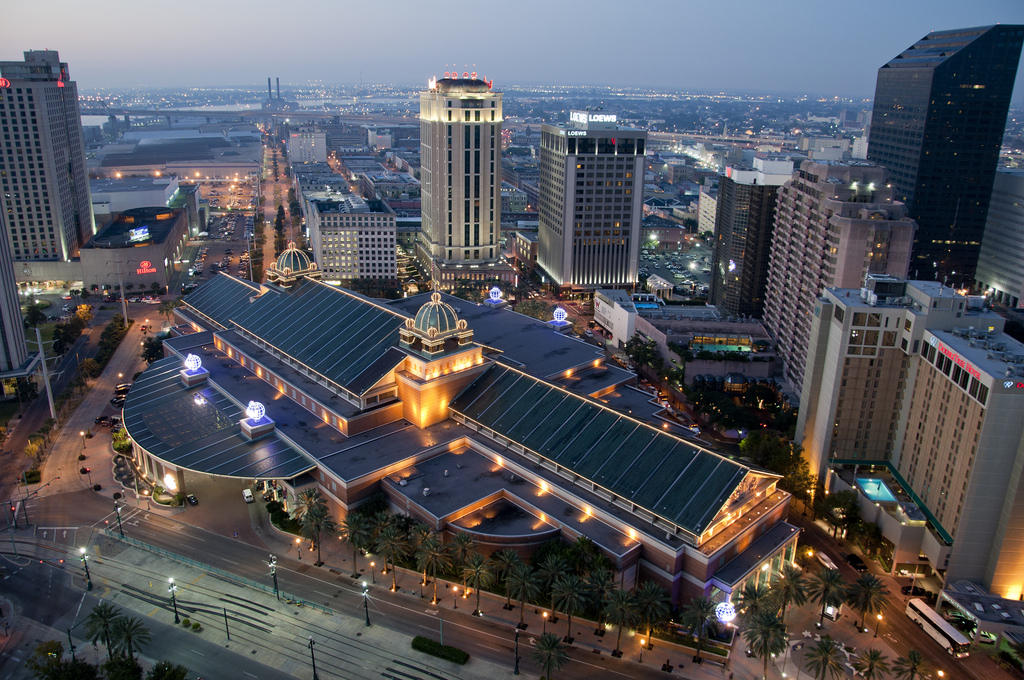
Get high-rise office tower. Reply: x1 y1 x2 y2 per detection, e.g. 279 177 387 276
763 161 915 392
976 169 1024 309
0 50 94 261
710 156 793 318
537 111 646 292
418 73 513 288
867 25 1024 285
0 211 31 376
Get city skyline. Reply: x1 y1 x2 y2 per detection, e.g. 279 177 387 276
4 0 1024 100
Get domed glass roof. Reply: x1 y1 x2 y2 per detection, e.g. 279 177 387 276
275 243 312 274
413 292 461 336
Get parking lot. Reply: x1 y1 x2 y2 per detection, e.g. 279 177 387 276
639 239 712 297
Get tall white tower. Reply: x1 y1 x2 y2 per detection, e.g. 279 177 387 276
418 72 513 289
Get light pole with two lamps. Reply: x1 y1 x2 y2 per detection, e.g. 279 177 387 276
113 499 124 537
268 554 279 600
362 581 371 626
78 547 92 590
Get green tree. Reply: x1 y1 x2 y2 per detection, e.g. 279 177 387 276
847 573 888 630
78 358 101 380
603 589 637 655
24 303 47 328
462 552 493 616
532 632 568 680
586 566 615 630
141 337 163 364
634 580 670 642
743 609 788 680
375 524 408 591
536 552 568 618
26 640 102 680
551 574 587 644
804 635 845 680
156 299 181 325
414 534 450 604
111 617 150 664
810 568 846 628
506 563 540 628
514 299 551 321
737 581 772 618
489 549 522 609
103 655 142 680
449 533 476 592
623 333 662 376
774 563 809 629
679 596 718 663
84 601 122 660
853 648 891 680
892 650 926 680
339 513 374 578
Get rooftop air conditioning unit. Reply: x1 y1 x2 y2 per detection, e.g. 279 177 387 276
422 487 430 497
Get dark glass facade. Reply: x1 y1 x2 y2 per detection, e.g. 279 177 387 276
868 25 1024 285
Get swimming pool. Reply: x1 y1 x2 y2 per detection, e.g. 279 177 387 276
635 303 660 310
856 477 898 503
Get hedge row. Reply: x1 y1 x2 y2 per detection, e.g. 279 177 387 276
411 636 469 665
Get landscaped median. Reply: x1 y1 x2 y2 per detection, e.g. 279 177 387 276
411 635 469 665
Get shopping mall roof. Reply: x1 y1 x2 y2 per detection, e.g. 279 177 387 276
121 357 314 479
450 362 752 536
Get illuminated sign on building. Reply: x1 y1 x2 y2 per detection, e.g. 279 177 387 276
567 130 588 137
128 226 150 243
0 78 10 89
570 111 617 125
136 260 157 275
934 341 981 380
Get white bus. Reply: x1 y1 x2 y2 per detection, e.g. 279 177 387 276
905 598 970 658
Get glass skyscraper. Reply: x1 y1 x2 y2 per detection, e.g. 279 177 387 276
867 25 1024 285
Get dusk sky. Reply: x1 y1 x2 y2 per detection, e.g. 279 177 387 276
5 0 1024 99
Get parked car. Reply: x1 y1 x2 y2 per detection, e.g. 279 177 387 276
242 488 254 503
94 415 111 425
901 585 931 597
816 551 839 571
186 494 198 506
110 397 125 407
845 553 868 572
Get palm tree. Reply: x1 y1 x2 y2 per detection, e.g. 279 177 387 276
415 535 450 604
463 553 493 616
634 581 670 644
552 574 587 644
450 533 476 592
743 609 788 680
339 513 374 578
536 552 568 619
854 648 891 680
111 616 151 664
804 635 845 680
847 573 889 630
84 602 122 659
300 507 336 566
774 563 808 629
680 596 718 663
507 563 541 627
375 524 408 591
892 650 925 680
291 488 327 525
737 581 772 618
532 632 568 680
604 588 637 655
489 549 521 609
809 568 846 628
586 566 615 632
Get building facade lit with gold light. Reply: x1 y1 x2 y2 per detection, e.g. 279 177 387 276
121 258 799 605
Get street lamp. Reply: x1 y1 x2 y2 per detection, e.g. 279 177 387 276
639 638 646 663
78 547 92 591
362 581 371 627
295 536 301 560
268 554 279 600
513 627 521 675
369 560 376 584
79 431 87 452
452 586 458 609
542 611 548 634
168 578 180 624
113 500 124 538
308 636 320 680
874 613 883 637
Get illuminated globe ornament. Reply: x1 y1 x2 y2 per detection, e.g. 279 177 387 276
183 354 202 372
246 401 266 422
552 307 568 324
715 601 736 624
488 286 502 302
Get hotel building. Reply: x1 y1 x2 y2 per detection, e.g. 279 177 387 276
800 275 1024 599
418 73 514 288
305 195 397 283
537 112 647 293
121 250 801 605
